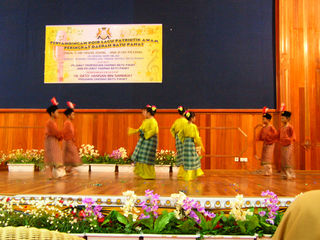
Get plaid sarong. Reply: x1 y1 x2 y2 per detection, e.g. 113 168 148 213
131 135 157 165
175 134 184 166
182 137 201 170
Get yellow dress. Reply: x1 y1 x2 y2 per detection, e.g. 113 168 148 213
170 117 188 137
170 117 188 167
129 117 158 179
177 122 204 181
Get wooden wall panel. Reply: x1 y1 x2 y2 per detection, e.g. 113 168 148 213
278 0 320 170
0 110 280 171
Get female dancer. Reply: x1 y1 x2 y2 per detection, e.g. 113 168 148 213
62 101 82 174
170 106 188 177
44 97 65 179
178 111 205 181
257 107 277 175
129 105 158 179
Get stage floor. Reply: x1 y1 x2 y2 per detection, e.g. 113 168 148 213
0 170 320 198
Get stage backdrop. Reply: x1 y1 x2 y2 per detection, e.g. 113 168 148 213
44 24 162 83
0 0 275 109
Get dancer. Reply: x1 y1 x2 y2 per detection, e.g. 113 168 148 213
129 105 158 179
62 101 82 175
278 106 296 180
257 107 277 176
44 97 65 179
178 111 204 181
170 106 188 177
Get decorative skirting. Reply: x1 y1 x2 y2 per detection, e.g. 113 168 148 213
10 194 294 210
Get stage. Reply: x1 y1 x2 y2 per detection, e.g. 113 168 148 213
1 170 319 209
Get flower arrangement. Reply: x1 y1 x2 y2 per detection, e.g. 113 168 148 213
79 144 100 163
155 149 176 165
0 190 286 236
171 191 215 223
0 149 44 169
108 147 133 165
109 147 128 160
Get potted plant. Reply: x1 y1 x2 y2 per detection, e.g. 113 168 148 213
109 148 134 172
155 150 176 173
79 144 99 172
3 149 44 172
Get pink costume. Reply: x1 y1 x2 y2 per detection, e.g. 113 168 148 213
279 123 296 179
62 120 82 167
44 119 63 167
258 125 277 175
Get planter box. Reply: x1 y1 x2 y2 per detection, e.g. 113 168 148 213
143 234 199 240
117 164 134 172
171 166 179 175
256 235 272 240
155 165 171 173
90 164 115 172
203 236 256 239
86 234 140 240
7 163 35 172
75 164 90 172
85 234 199 240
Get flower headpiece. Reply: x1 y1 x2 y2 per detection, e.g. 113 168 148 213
67 101 75 109
51 97 59 106
262 106 269 114
151 105 157 111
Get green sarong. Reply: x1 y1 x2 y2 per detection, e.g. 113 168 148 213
182 137 201 170
131 135 157 165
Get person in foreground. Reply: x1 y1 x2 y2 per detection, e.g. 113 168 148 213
273 190 320 240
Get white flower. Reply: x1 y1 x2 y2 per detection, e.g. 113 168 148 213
121 190 139 221
230 194 252 222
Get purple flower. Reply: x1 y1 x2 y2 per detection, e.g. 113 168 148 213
110 150 122 159
266 219 274 225
145 189 154 196
83 198 95 206
93 205 103 218
139 190 160 219
205 212 216 218
139 213 150 219
259 211 266 217
261 190 279 225
189 211 200 224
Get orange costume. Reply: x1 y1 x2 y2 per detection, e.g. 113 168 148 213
258 125 277 175
44 119 63 167
278 123 296 179
62 119 82 167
